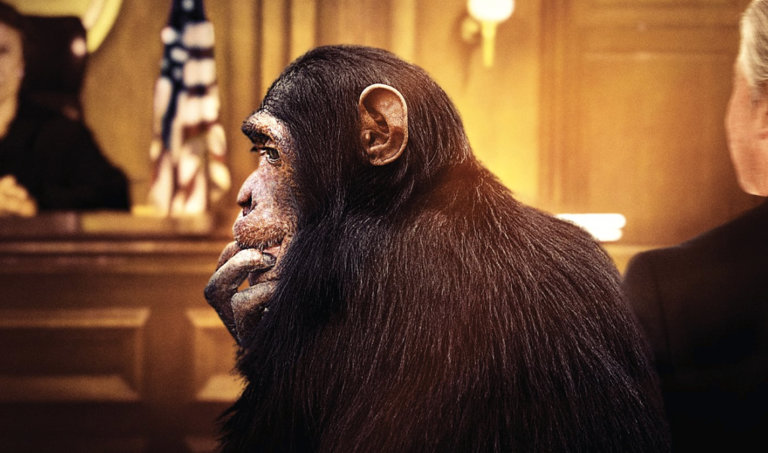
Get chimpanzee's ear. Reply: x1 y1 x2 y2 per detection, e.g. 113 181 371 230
358 83 408 166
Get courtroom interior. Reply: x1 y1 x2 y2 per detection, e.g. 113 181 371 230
0 0 761 451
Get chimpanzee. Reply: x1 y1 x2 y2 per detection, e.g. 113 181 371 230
204 45 669 452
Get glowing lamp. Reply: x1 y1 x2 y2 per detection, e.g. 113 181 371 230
467 0 514 67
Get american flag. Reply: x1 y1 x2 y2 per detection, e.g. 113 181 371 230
147 0 230 215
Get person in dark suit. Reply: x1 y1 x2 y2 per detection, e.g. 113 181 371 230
623 1 768 451
0 1 129 216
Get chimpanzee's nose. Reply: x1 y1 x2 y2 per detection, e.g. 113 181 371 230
237 189 256 217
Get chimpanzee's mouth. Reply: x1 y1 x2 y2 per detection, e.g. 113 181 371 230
263 243 281 258
235 236 283 256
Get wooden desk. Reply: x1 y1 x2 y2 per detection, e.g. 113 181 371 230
0 213 241 452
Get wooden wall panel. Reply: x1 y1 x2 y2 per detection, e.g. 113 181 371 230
541 0 761 246
593 0 732 6
0 235 233 451
574 0 743 26
0 308 148 403
584 0 737 8
575 33 743 242
186 309 242 402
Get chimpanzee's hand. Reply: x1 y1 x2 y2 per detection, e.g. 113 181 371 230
204 242 277 344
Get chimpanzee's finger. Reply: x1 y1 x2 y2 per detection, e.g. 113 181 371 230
231 281 278 344
204 247 276 341
215 241 241 270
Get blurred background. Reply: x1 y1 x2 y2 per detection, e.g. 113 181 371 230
0 0 760 451
9 0 762 247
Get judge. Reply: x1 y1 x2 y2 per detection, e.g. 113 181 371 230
0 1 129 216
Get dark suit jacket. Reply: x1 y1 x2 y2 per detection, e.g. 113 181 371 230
623 200 768 452
0 97 130 211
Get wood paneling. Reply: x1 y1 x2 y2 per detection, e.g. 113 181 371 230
541 0 761 245
186 309 242 402
0 308 148 403
0 231 233 451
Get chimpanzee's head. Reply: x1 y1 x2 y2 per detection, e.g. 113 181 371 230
206 45 472 343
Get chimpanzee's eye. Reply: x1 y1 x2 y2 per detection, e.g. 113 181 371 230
263 147 280 164
252 146 281 164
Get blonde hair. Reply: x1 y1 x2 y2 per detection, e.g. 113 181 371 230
739 0 768 98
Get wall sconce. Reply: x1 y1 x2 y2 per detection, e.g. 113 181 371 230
462 0 515 67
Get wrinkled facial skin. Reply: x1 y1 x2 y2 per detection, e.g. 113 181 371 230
204 111 298 344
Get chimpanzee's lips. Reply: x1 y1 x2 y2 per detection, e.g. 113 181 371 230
263 244 281 257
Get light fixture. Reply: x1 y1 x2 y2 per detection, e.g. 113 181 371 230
556 213 627 243
464 0 514 67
